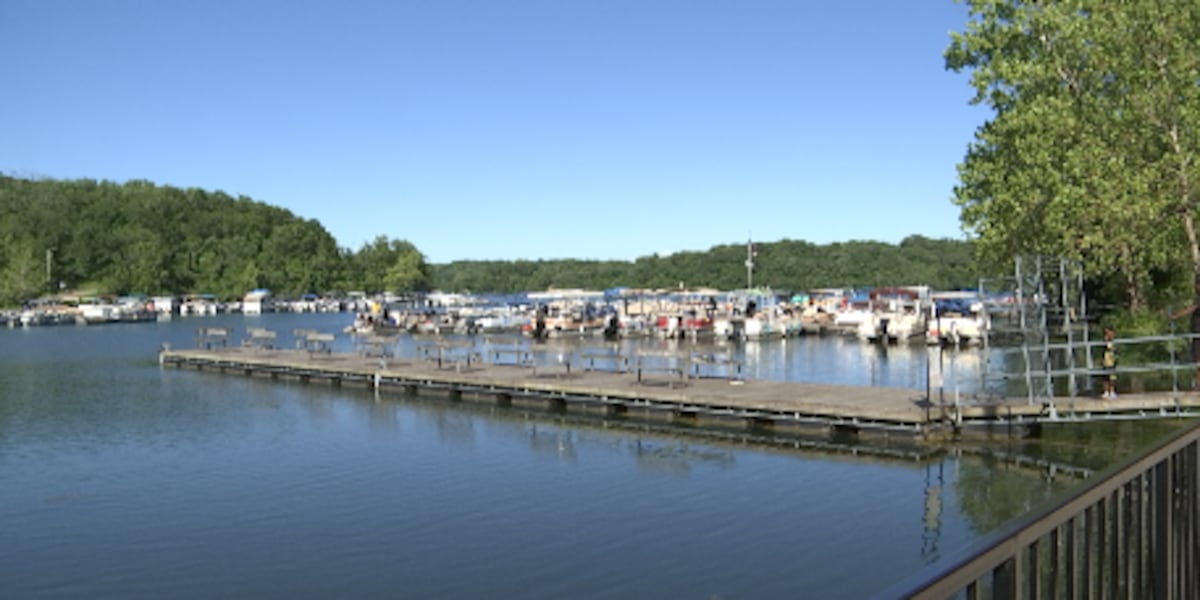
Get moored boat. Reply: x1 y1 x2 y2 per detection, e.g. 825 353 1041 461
926 291 990 346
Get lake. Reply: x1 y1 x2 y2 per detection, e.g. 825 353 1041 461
0 313 1185 598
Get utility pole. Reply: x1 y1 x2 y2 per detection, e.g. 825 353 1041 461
45 248 53 293
745 235 755 290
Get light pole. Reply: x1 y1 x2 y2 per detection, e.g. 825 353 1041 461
45 248 53 294
745 237 754 289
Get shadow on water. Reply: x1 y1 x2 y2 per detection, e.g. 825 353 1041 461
349 374 1105 481
330 380 1121 578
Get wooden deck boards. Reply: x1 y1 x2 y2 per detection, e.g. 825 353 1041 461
159 347 1200 437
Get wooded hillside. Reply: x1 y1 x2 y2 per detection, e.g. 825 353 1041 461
431 236 981 293
0 175 981 306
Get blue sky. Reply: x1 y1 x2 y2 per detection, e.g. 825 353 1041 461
1 0 987 264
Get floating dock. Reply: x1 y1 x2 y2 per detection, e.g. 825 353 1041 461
159 339 1200 440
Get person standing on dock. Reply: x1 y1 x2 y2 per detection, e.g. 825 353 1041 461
1101 326 1117 399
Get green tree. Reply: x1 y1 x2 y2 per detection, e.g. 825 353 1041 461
350 236 430 293
384 248 431 292
0 233 44 305
946 1 1200 313
259 220 341 294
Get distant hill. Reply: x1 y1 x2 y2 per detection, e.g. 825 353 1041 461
0 175 980 305
0 176 345 304
428 236 981 293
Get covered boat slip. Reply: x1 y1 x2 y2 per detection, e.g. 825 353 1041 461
159 332 1200 438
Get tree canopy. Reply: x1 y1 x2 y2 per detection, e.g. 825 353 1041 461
947 0 1200 313
0 176 429 304
429 236 980 293
0 175 981 307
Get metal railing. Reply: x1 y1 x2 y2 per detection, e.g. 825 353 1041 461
877 420 1199 599
977 331 1200 405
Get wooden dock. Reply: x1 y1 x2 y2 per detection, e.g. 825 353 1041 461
159 336 1200 439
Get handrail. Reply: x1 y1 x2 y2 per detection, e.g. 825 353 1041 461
877 420 1200 599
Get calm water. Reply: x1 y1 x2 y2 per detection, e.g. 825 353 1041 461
0 314 1184 599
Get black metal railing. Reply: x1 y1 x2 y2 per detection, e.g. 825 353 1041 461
877 421 1199 599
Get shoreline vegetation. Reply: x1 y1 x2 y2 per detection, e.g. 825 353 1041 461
0 175 979 308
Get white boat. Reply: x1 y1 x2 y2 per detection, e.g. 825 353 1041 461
523 289 609 339
926 292 990 346
857 311 924 343
151 295 179 316
181 294 221 316
855 287 930 343
115 296 157 322
242 289 273 315
345 315 406 336
19 309 49 326
78 302 118 324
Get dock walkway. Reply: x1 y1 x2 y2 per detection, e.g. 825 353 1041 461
159 334 1200 439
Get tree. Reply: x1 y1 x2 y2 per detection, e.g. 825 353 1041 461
259 220 341 294
384 248 430 292
946 0 1200 313
350 236 430 293
0 233 43 305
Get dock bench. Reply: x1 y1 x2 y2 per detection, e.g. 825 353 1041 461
417 339 481 371
635 349 688 387
196 327 230 349
487 346 530 368
304 332 335 355
242 327 277 350
483 335 527 367
357 335 397 358
293 328 318 349
689 352 744 382
578 344 629 373
523 346 573 377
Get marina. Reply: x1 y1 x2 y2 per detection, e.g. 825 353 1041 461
4 310 1191 599
160 327 1200 439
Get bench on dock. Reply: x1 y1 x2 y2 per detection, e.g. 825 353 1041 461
634 349 688 387
195 327 230 349
689 352 743 382
357 335 397 358
578 343 629 373
416 339 481 371
523 345 573 377
482 334 534 368
304 332 335 355
293 328 319 349
242 327 277 350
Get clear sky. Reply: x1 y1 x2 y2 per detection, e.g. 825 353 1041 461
1 0 987 264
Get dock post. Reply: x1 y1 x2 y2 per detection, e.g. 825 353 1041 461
373 372 381 391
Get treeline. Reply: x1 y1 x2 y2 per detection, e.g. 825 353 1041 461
0 175 982 306
430 236 982 293
0 176 429 305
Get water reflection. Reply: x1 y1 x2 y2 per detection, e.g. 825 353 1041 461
2 313 1190 599
367 397 400 435
921 461 946 564
528 425 576 462
433 411 477 447
630 439 735 476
